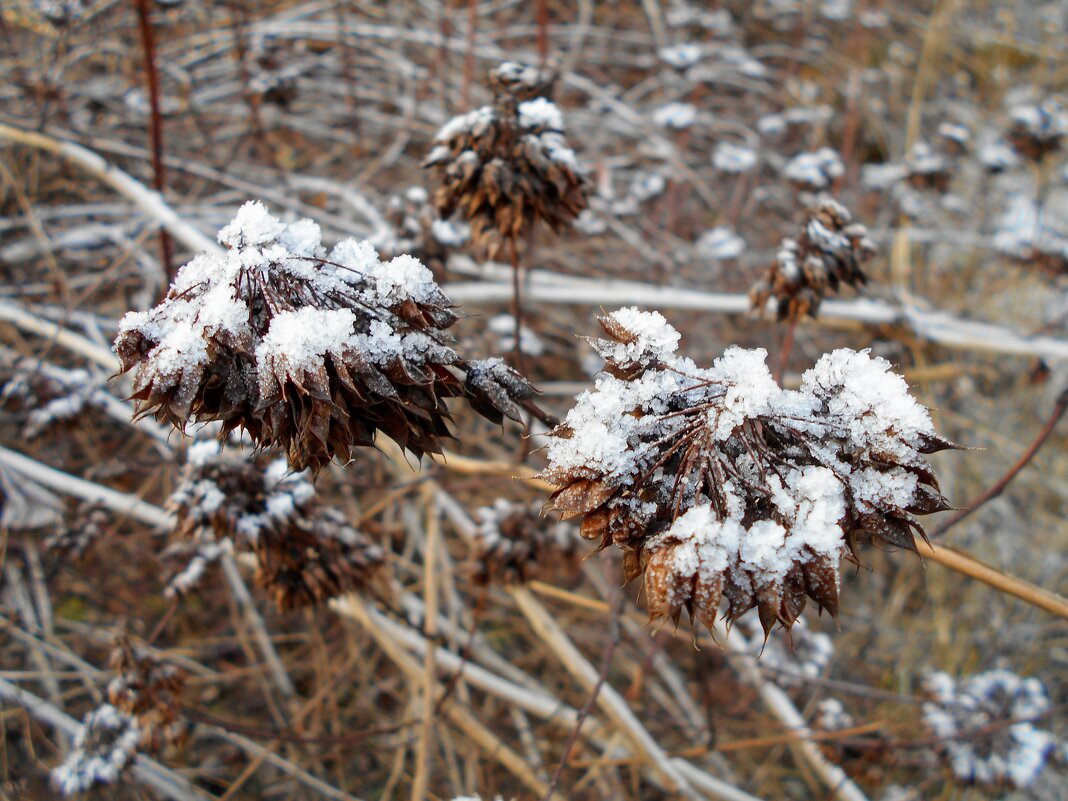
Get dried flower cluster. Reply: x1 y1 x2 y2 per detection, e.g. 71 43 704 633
1007 100 1067 163
471 499 580 585
107 637 186 753
114 202 536 471
750 199 875 321
543 308 954 638
169 441 385 610
423 62 588 258
922 670 1059 788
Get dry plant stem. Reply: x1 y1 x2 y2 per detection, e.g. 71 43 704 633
714 620 871 801
201 725 365 801
509 235 526 374
332 594 552 797
0 677 211 801
776 318 798 385
543 585 622 801
444 259 1068 362
536 0 550 68
930 388 1068 538
0 123 220 254
917 541 1068 619
460 0 477 108
411 489 441 801
509 585 704 801
134 0 174 280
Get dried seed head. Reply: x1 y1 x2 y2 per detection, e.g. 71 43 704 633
423 62 588 258
108 636 186 753
471 499 580 585
168 442 386 610
114 202 536 471
922 670 1057 788
750 198 875 322
543 308 955 639
1007 100 1068 162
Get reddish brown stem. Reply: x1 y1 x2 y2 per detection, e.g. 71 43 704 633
460 0 477 108
509 235 527 375
536 0 550 68
930 387 1067 538
135 0 175 280
542 586 620 801
776 318 798 384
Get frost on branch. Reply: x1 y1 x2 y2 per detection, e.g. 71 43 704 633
423 62 588 259
114 201 537 471
750 198 875 322
543 308 955 639
169 441 385 610
922 670 1060 788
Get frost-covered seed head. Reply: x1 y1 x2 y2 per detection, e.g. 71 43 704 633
471 500 581 585
543 309 955 639
750 198 875 322
114 202 535 470
922 670 1059 788
168 444 386 610
422 62 588 259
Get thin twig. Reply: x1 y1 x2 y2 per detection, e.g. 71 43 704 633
930 387 1068 539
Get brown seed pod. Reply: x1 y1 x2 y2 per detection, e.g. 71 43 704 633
470 499 580 585
1007 100 1067 163
168 443 386 611
423 62 588 259
114 202 536 472
108 636 186 753
542 308 956 640
750 198 875 322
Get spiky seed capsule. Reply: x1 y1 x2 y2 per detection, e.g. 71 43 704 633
169 443 386 611
423 62 589 259
543 308 956 640
114 202 536 471
471 499 580 585
108 637 186 753
1007 100 1067 163
750 198 875 322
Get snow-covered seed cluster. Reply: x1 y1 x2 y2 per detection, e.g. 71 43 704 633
51 704 141 796
423 62 588 259
903 142 953 192
922 670 1059 788
994 195 1068 279
543 308 954 638
107 637 186 753
814 698 855 732
45 505 111 558
0 363 107 439
1007 100 1068 162
114 202 536 471
471 499 580 585
169 442 385 610
373 185 469 277
750 198 875 322
782 148 845 190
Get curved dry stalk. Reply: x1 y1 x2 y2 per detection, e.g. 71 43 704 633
917 541 1068 619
